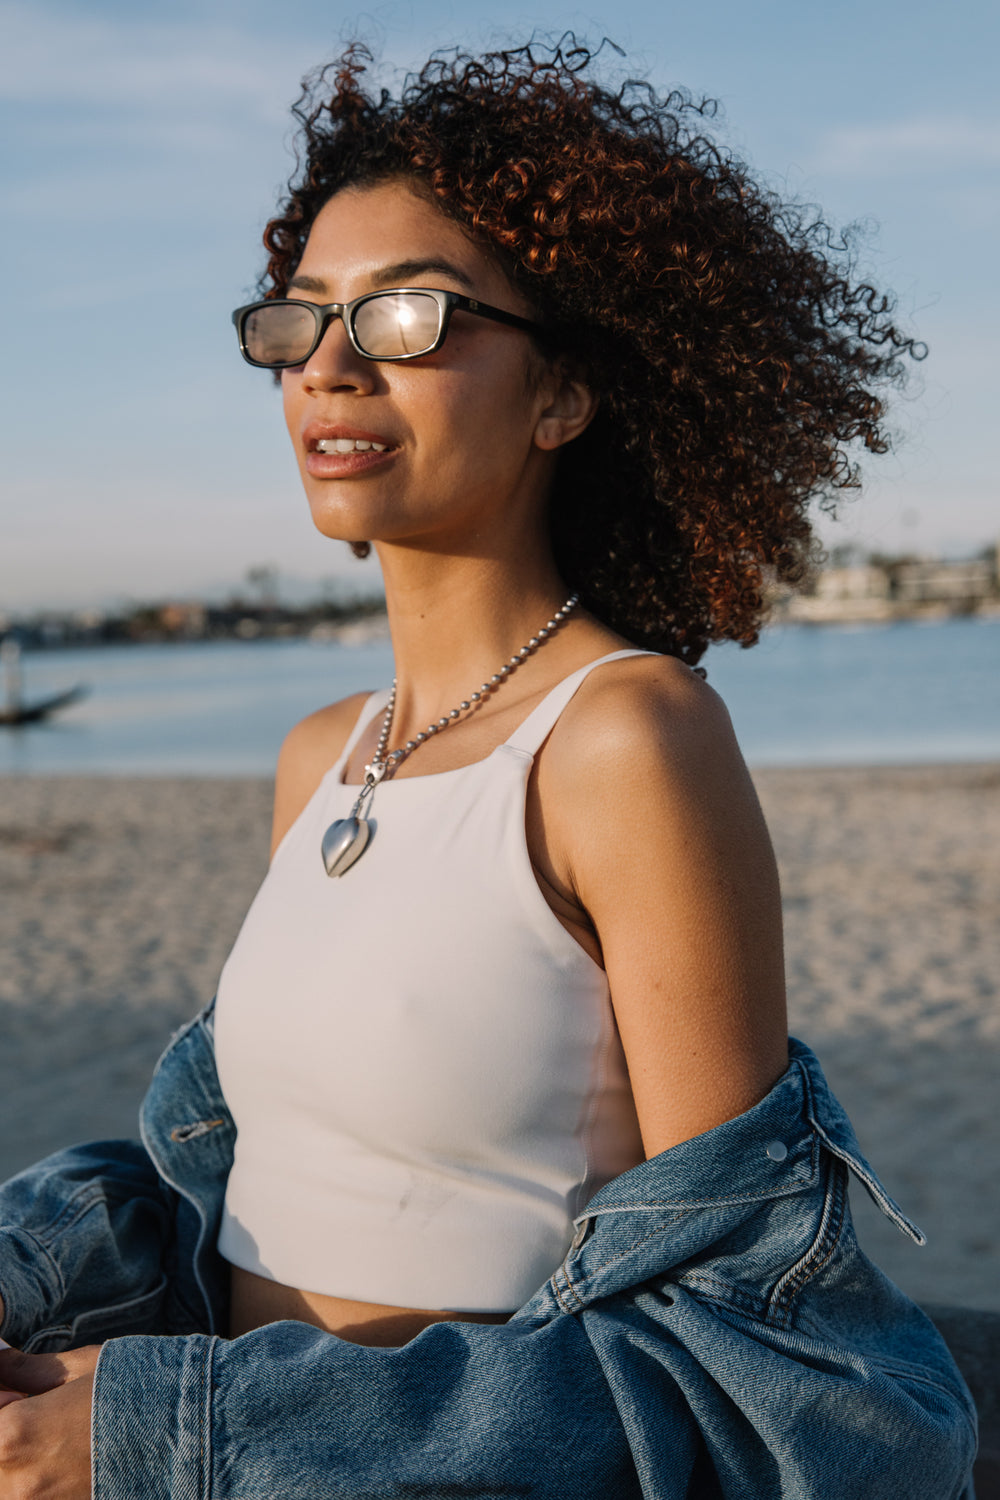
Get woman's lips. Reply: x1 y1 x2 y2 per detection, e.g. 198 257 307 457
305 445 398 478
302 427 398 479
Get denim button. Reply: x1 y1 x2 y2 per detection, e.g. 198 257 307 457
571 1218 590 1250
765 1139 789 1162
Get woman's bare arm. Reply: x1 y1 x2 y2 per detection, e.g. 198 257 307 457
537 657 788 1158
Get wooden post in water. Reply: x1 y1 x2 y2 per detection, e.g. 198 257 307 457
1 638 23 715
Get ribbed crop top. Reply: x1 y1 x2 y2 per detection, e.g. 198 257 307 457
214 650 651 1312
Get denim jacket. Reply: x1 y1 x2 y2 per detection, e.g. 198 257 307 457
0 1000 976 1498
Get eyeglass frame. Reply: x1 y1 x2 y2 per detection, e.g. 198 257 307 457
231 288 543 369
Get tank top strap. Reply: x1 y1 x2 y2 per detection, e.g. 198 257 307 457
333 687 392 772
504 649 660 756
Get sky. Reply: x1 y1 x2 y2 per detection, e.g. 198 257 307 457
1 0 997 613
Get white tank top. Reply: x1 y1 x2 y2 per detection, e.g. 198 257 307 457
214 650 650 1311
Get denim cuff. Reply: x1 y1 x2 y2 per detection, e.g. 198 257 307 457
0 1227 62 1347
92 1333 216 1500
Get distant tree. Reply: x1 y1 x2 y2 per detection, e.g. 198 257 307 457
827 542 866 569
866 551 920 572
246 565 279 608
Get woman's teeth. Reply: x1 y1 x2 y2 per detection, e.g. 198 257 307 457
315 438 388 453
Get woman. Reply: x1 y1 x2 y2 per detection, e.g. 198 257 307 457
0 39 975 1498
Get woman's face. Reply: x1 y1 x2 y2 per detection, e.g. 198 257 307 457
280 179 585 555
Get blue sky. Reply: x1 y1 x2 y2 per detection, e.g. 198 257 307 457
2 0 997 611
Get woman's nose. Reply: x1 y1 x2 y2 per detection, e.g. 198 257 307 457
300 315 376 395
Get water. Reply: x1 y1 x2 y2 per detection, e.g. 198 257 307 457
0 617 997 776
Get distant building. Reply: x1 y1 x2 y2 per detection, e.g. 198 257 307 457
774 546 999 624
783 564 893 622
890 559 994 604
814 566 891 602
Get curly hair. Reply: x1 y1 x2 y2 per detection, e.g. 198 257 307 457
259 37 923 664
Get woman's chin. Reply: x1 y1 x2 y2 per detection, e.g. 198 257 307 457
305 499 378 548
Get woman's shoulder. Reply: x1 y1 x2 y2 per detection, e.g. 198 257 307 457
534 645 770 927
534 645 763 912
548 648 740 785
269 690 376 857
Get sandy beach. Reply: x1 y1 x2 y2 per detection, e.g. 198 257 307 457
0 765 997 1311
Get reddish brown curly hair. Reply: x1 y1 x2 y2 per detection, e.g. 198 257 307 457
259 38 923 664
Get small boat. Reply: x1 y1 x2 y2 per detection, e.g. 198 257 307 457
0 638 88 726
0 683 88 725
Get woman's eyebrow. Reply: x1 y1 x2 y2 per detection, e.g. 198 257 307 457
286 273 328 294
370 258 477 290
286 259 477 297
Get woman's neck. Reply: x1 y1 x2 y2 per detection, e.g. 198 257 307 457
373 544 575 737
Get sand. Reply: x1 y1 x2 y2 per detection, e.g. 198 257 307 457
0 765 997 1311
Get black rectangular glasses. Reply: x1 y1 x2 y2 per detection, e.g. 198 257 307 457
232 288 541 369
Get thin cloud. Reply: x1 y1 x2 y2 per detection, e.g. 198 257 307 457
0 0 298 116
814 116 1000 175
0 2 306 234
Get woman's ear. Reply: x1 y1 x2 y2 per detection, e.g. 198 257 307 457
533 363 599 452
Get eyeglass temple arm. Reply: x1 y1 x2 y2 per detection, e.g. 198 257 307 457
455 295 540 335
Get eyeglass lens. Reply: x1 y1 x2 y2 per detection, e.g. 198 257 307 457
354 293 442 357
243 292 444 365
244 302 317 365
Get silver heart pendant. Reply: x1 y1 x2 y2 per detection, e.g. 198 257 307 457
321 815 371 877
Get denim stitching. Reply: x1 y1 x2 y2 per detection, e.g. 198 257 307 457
569 1178 816 1293
771 1185 844 1322
550 1271 582 1315
581 1148 818 1215
768 1156 847 1327
200 1335 213 1499
563 1128 821 1302
551 1278 575 1314
575 1211 688 1285
583 1180 810 1212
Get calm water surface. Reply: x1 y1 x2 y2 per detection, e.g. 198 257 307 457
1 617 997 775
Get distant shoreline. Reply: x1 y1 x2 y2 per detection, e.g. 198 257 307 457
7 597 1000 652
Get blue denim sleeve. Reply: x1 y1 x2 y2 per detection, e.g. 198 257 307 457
89 1277 976 1500
91 1314 661 1500
0 1140 173 1352
0 1002 232 1353
581 1285 977 1500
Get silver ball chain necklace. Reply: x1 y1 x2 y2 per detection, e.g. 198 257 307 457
321 592 580 877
